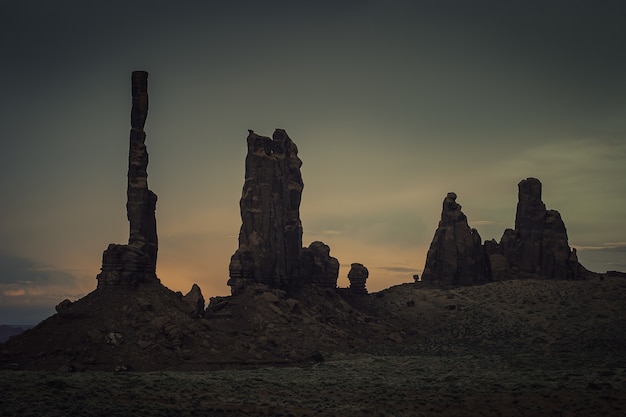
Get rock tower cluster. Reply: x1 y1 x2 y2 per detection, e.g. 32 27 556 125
422 178 583 285
96 71 159 288
228 130 339 294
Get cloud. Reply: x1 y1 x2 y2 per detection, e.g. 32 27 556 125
303 207 430 248
0 252 79 287
2 287 27 297
376 266 421 274
573 243 626 252
472 220 497 226
0 252 87 324
571 243 626 273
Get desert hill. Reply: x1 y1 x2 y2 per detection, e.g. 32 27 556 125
0 325 33 343
3 274 625 371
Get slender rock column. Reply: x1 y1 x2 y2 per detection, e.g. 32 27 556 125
127 71 158 265
97 71 159 288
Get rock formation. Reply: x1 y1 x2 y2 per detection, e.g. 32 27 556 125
486 177 581 280
423 178 586 285
299 241 340 288
228 129 338 293
421 192 488 285
182 284 206 317
348 263 369 294
97 71 159 288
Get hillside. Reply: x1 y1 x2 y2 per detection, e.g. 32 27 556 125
0 325 33 344
2 274 625 372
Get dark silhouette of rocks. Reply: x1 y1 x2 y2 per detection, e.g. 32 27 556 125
2 73 621 375
423 179 591 286
182 284 206 317
97 71 159 289
228 129 304 292
228 129 338 293
348 263 369 294
299 241 340 288
0 325 34 343
421 192 489 285
0 71 218 371
486 177 583 281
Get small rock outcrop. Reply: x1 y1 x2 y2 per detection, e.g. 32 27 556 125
421 193 488 286
348 263 369 294
228 129 338 293
488 177 581 280
97 71 159 288
183 284 206 317
299 241 340 288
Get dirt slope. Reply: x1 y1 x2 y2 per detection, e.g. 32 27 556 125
2 275 625 371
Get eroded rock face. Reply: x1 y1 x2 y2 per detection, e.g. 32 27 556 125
228 129 341 293
421 192 488 286
348 263 369 294
491 178 580 280
228 129 305 292
422 178 589 285
97 71 159 288
299 241 340 288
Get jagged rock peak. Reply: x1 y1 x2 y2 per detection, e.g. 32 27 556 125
97 71 159 289
421 192 488 286
422 178 588 285
183 284 206 317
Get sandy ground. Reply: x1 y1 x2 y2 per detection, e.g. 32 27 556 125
2 353 625 416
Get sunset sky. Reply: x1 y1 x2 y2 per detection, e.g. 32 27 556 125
1 0 625 324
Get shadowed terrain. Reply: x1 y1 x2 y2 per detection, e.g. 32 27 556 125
2 275 626 416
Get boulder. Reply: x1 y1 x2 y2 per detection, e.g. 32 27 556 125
348 263 369 294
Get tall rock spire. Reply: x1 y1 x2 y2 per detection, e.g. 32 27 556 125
228 129 339 294
421 192 488 285
228 129 304 291
496 177 580 280
97 71 159 288
127 71 158 264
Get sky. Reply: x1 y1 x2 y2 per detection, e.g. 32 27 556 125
1 0 625 324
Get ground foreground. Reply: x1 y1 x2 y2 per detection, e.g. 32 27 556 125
3 276 626 415
2 352 625 417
